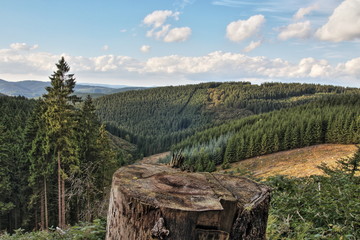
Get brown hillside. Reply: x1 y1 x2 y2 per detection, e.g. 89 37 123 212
217 144 357 178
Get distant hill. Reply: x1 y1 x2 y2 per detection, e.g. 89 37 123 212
0 79 146 98
93 81 358 156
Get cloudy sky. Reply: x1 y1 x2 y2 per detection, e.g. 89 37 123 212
1 0 360 87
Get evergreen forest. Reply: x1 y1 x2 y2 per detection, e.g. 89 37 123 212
1 57 360 239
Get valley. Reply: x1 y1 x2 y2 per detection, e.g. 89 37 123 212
1 78 360 239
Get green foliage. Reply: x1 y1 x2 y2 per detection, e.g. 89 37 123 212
174 94 360 171
0 59 123 232
266 151 360 239
0 96 35 231
0 218 106 240
94 82 350 156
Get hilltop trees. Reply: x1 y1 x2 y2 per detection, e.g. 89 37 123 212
41 57 80 228
26 57 117 229
174 94 360 171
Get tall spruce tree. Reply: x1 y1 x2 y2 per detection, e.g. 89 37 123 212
42 57 80 228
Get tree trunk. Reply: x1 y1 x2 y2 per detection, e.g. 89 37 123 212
61 178 66 228
58 151 62 228
44 177 48 229
40 190 44 230
106 164 270 240
34 208 38 230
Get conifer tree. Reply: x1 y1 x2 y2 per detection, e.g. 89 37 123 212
0 124 14 217
27 101 52 230
42 57 80 228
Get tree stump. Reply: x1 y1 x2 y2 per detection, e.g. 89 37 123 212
106 164 270 240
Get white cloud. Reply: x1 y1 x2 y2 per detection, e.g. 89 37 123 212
147 24 171 39
278 21 311 40
143 10 191 43
293 4 318 20
102 45 109 51
337 57 360 76
143 10 179 28
10 43 39 51
120 29 127 33
243 40 262 52
163 27 192 42
226 15 265 42
1 45 360 86
316 0 360 42
140 45 151 53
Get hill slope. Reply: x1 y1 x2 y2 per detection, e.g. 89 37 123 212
94 82 354 155
217 144 357 178
0 79 145 98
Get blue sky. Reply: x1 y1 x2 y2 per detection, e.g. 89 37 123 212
1 0 360 87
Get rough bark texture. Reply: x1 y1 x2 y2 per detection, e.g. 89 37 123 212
106 164 270 240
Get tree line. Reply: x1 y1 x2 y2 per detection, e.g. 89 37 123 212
0 58 121 233
172 94 360 171
94 81 354 156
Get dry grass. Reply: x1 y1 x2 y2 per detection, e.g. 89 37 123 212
217 144 357 178
139 152 171 164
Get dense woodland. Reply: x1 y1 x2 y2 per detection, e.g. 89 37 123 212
94 81 355 156
0 58 133 234
1 58 360 239
172 94 360 171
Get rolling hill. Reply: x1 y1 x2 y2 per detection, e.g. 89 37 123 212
0 79 146 98
93 81 358 156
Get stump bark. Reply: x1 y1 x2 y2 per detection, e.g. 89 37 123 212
106 164 270 240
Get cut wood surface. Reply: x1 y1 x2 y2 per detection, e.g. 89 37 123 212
106 163 270 240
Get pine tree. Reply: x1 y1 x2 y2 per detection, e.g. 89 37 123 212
260 133 270 155
224 136 237 163
27 101 52 230
0 124 14 217
42 57 80 228
272 133 280 153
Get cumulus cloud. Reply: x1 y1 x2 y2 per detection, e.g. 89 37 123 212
316 0 360 42
10 43 39 51
102 45 109 51
143 10 191 43
140 45 151 53
293 4 318 20
278 21 311 40
337 57 360 76
147 24 171 39
141 51 335 80
163 27 192 42
243 40 262 52
143 10 179 28
1 45 360 86
226 15 265 42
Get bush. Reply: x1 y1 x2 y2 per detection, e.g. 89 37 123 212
0 218 106 240
266 152 360 239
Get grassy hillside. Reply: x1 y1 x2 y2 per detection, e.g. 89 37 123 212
218 144 358 178
94 82 354 156
171 93 360 171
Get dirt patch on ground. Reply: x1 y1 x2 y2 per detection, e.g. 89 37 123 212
217 144 357 178
138 152 171 165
